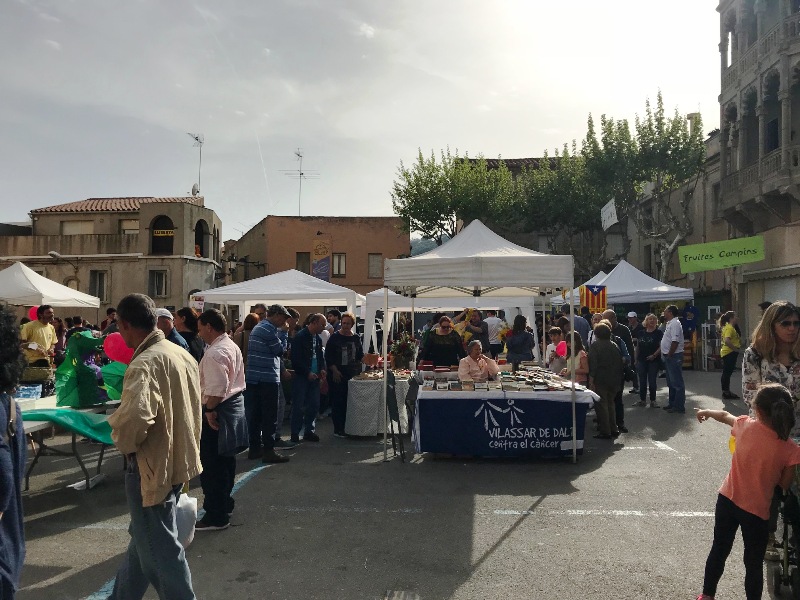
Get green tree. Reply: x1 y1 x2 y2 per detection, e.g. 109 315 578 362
391 148 516 244
583 92 705 281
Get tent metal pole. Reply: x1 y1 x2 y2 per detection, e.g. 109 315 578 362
569 283 577 464
382 286 389 461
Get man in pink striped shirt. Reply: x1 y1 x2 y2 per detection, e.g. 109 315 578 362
196 309 247 531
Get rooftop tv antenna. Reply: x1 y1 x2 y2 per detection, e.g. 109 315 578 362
187 132 204 192
280 148 319 216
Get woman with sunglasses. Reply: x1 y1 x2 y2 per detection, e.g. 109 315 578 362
742 301 800 409
420 316 466 368
741 300 800 561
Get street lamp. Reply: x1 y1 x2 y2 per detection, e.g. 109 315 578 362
48 250 78 271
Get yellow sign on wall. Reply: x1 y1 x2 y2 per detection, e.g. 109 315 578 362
677 236 765 273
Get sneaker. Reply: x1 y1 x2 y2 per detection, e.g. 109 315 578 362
274 438 298 449
696 595 715 600
333 431 348 438
764 546 780 561
195 518 230 532
262 450 290 464
628 388 639 394
636 400 646 407
617 425 629 433
303 432 320 442
290 435 301 443
246 448 262 460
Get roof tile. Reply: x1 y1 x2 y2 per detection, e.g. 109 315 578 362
30 197 203 214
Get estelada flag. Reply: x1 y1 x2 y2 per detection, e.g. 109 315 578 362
579 285 607 313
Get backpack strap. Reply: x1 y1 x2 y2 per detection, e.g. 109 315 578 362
4 395 16 443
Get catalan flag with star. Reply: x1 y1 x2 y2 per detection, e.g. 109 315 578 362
579 285 607 313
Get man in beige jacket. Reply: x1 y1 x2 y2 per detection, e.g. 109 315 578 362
107 293 202 600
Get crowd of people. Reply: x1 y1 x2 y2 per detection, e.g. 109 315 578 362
5 296 800 599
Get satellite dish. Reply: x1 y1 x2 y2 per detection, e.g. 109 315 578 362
191 183 200 196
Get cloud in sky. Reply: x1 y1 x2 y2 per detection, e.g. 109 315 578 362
0 0 720 239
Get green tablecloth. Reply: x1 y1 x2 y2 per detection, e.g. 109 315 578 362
22 409 113 445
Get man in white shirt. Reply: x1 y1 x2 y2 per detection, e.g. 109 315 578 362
196 309 247 531
660 305 686 414
483 310 504 359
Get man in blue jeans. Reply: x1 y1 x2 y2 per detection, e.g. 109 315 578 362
290 313 327 443
660 304 686 413
107 293 202 600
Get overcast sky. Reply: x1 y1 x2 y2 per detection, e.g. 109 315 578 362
1 1 720 239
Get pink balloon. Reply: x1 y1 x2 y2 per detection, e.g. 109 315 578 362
556 341 567 358
104 332 134 365
28 306 39 321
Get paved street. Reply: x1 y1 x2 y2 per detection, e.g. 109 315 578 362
16 369 785 600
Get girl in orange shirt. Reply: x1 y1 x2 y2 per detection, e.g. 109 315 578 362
695 383 800 600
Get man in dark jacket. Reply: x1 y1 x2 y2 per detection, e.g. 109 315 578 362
290 313 327 443
0 306 27 599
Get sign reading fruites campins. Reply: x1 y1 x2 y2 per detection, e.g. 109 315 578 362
677 236 765 273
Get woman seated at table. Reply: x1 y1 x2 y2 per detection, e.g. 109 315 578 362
420 316 466 367
458 340 500 382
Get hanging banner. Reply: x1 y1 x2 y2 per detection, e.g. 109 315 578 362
312 238 331 281
677 236 765 274
579 285 607 312
601 199 618 231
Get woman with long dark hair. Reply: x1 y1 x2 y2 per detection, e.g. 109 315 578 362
0 305 28 599
505 314 535 373
175 307 204 362
718 311 741 399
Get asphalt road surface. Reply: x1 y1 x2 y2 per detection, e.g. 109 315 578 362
16 369 788 599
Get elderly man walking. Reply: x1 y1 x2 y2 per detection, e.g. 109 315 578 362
290 313 327 443
107 293 201 600
661 304 686 414
196 309 247 531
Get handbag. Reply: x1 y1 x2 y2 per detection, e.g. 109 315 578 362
175 492 197 548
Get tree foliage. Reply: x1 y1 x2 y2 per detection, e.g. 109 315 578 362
391 91 706 281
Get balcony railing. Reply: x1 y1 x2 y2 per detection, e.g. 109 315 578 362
740 45 758 74
762 149 782 176
722 172 739 194
722 65 738 90
741 162 760 186
760 23 781 56
788 14 800 38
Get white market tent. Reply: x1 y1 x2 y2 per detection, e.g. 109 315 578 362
0 261 100 308
552 260 694 305
361 288 543 363
195 269 358 315
379 219 578 460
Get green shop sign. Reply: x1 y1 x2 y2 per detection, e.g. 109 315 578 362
677 236 765 273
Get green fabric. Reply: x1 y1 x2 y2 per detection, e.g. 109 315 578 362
55 331 106 408
101 361 127 400
22 409 113 445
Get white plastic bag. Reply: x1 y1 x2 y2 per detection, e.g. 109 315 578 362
175 493 197 549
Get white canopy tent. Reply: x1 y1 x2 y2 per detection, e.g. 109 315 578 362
551 259 694 306
195 269 358 316
0 262 100 308
380 220 578 461
361 288 543 363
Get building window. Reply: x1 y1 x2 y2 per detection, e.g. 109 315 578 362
149 270 168 298
332 253 346 278
61 220 94 235
150 215 174 255
368 253 383 279
194 219 209 258
296 252 310 274
89 270 108 301
120 219 139 234
712 183 721 219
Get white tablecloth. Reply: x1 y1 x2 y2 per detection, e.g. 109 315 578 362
346 377 410 436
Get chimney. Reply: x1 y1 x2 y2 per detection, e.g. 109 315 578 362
687 112 701 138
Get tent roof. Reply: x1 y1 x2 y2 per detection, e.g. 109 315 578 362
594 260 693 304
0 262 100 307
384 220 574 293
195 269 359 308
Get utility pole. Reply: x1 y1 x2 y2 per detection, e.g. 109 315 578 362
280 148 319 216
187 132 204 191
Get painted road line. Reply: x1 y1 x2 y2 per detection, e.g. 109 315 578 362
493 509 715 518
